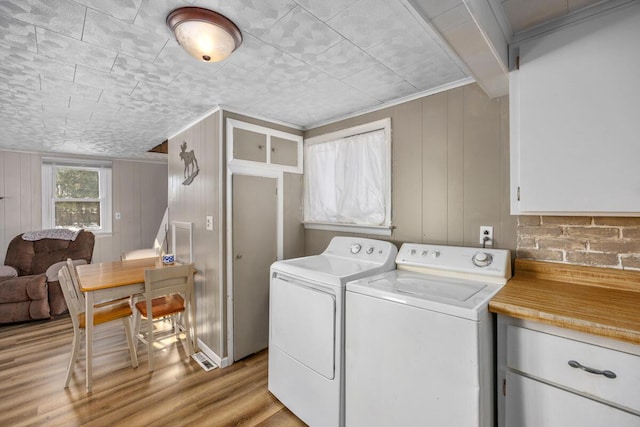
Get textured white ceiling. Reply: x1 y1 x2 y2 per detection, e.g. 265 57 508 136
0 0 604 158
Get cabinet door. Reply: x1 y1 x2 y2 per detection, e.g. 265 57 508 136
233 127 267 163
506 373 640 427
270 136 298 167
510 2 640 214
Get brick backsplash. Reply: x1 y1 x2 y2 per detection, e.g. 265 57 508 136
517 216 640 270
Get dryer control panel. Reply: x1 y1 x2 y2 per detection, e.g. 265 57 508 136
322 236 398 267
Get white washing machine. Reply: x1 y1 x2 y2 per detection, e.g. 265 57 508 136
269 236 397 427
345 243 511 427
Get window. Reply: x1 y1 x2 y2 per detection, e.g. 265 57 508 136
304 118 391 235
42 158 112 233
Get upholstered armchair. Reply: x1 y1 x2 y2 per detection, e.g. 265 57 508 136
0 229 95 324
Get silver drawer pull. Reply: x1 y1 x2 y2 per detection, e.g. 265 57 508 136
568 360 617 379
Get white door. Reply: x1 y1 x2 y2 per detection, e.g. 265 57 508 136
232 174 277 361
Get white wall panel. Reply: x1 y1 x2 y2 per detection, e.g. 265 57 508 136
169 112 223 357
304 83 516 255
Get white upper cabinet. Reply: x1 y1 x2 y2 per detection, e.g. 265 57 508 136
227 119 303 174
510 2 640 215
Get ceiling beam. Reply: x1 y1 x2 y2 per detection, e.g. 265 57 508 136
408 0 510 98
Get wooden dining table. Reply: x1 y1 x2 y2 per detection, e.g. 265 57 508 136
76 257 172 392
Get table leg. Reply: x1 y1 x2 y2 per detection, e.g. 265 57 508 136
85 291 94 392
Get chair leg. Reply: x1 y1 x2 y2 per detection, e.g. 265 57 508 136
132 307 141 347
147 310 154 372
172 315 179 336
121 317 139 368
64 327 81 388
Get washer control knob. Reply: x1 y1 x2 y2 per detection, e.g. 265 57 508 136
421 250 428 256
431 250 440 258
410 249 417 255
472 252 493 267
366 246 374 254
351 243 362 254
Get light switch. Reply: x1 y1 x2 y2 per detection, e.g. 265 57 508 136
115 212 121 220
206 216 213 231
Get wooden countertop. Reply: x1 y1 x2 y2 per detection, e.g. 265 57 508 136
489 259 640 345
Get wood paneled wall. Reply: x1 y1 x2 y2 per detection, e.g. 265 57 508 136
0 150 167 264
303 83 517 255
105 160 169 262
0 152 41 262
168 112 223 358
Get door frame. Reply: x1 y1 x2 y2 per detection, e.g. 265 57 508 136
226 164 283 364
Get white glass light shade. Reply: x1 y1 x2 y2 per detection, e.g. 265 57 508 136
167 7 242 63
174 21 236 62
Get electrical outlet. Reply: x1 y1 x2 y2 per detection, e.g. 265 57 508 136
479 226 493 246
206 215 213 231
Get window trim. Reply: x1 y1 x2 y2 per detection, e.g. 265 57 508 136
42 157 113 234
303 118 392 235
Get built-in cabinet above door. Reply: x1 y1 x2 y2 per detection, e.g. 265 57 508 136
228 119 303 173
509 2 640 215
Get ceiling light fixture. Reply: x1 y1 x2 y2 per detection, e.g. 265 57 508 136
166 7 242 63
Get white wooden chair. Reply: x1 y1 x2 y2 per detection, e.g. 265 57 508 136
58 264 138 388
123 250 187 351
121 249 167 338
134 263 195 371
121 248 159 260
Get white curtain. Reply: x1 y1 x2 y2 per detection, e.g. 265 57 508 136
305 129 386 225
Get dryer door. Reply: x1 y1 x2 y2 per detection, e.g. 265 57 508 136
270 275 336 379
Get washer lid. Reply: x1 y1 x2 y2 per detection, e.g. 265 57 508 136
285 255 375 277
387 274 485 302
347 270 503 320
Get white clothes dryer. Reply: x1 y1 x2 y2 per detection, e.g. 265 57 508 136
268 236 397 427
345 243 511 427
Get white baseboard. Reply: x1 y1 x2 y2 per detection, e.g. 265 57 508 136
196 338 229 368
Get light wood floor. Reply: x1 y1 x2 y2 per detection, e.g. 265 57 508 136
0 316 306 427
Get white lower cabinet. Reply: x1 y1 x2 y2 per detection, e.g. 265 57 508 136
506 372 639 426
497 316 640 427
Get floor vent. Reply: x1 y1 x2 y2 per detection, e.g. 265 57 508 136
192 351 217 371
